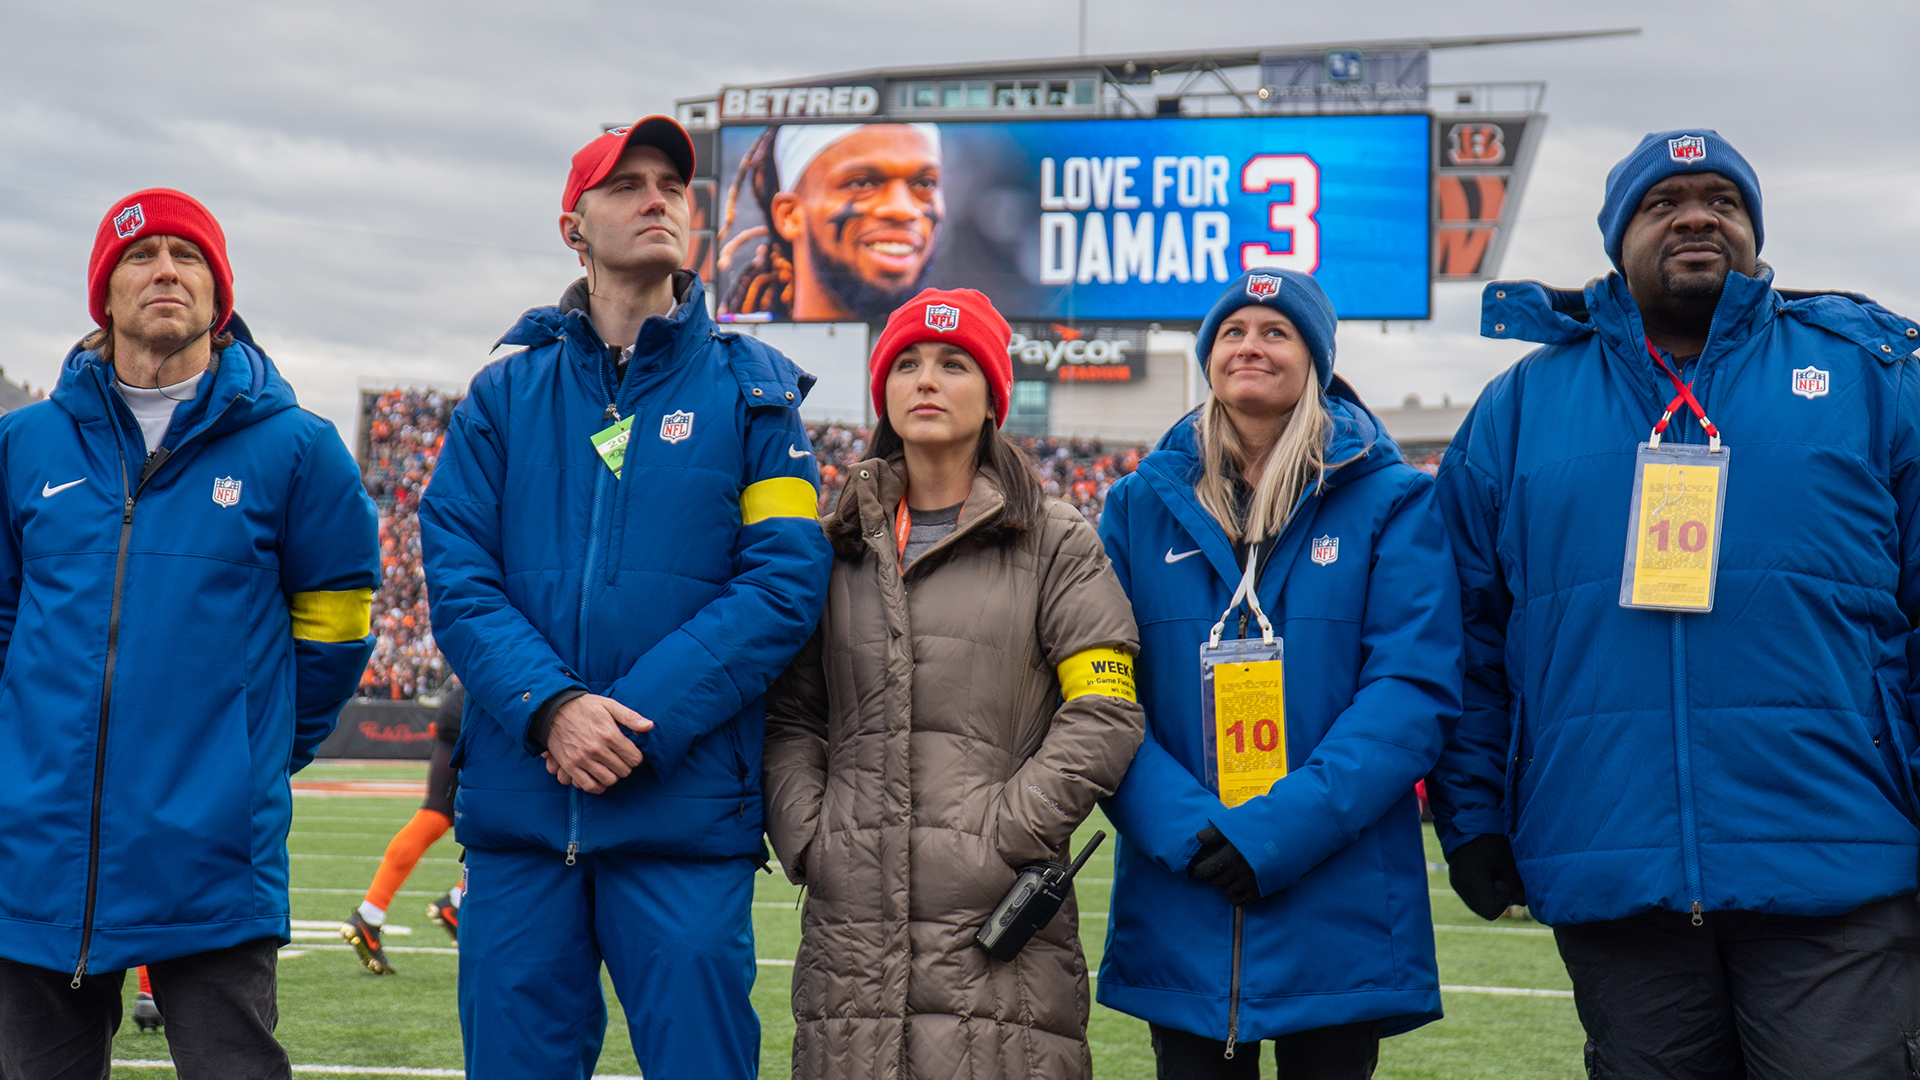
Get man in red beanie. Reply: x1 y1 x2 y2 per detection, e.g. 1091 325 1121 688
0 188 379 1080
422 119 831 1080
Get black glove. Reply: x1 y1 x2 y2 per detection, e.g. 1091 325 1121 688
1189 825 1262 907
1448 834 1527 921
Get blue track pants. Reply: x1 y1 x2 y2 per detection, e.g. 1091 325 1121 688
459 846 758 1080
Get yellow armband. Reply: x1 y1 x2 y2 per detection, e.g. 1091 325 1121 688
1057 647 1137 702
741 476 820 525
290 588 374 643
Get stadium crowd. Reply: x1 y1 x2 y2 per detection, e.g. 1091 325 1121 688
808 421 1149 527
358 388 456 699
353 405 1442 702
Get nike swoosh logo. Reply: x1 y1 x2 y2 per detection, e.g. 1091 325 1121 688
787 445 811 459
1165 548 1202 563
42 479 85 498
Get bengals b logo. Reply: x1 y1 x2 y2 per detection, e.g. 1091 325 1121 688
1447 124 1506 166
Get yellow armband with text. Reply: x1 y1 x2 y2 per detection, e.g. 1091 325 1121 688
290 588 374 643
1058 648 1137 702
741 476 820 525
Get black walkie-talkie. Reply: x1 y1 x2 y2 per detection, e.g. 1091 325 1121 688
975 830 1106 962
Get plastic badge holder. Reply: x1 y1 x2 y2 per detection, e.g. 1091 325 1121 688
1201 637 1288 807
1619 442 1730 612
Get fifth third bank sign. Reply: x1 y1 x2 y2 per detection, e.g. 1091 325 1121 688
714 112 1430 324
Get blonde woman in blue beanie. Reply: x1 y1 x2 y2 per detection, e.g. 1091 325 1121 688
1095 269 1462 1079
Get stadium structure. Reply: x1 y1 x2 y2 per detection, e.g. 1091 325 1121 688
668 29 1633 448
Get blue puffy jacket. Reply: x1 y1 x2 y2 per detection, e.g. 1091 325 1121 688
421 274 832 859
1097 382 1458 1042
1432 269 1920 925
0 319 378 978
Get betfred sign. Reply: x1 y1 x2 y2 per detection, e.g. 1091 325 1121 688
720 85 881 121
1008 323 1147 384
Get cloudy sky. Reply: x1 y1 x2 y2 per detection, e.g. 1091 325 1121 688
1 0 1914 439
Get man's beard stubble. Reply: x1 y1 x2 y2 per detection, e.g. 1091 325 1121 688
808 241 935 321
1656 239 1731 302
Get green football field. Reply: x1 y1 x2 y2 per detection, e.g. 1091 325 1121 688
109 761 1586 1078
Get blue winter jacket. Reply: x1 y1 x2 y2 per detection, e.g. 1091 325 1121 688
1097 382 1458 1041
0 319 378 977
1431 269 1920 925
421 274 832 859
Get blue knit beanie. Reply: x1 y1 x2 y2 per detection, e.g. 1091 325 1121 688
1598 130 1763 271
1195 269 1337 390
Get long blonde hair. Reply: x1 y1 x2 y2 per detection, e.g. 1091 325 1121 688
1195 369 1330 545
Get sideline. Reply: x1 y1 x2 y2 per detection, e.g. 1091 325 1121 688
114 1064 642 1079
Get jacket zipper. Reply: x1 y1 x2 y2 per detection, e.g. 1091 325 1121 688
1642 290 1728 929
1223 905 1245 1059
566 345 635 868
1672 614 1702 925
72 438 175 986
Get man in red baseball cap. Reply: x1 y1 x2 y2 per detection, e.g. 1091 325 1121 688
0 189 379 1080
425 117 831 1080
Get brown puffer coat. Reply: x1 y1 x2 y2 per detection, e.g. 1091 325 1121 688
764 458 1145 1080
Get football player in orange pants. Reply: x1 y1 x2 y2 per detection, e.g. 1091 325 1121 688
340 686 464 974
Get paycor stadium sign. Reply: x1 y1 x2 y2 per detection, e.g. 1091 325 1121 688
1007 324 1148 383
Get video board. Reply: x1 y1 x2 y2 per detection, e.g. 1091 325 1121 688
712 114 1430 324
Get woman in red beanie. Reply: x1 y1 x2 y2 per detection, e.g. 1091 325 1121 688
762 288 1145 1079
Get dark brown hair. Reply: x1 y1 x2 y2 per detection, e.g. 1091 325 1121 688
824 416 1047 559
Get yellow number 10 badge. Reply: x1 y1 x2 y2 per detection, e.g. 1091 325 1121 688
1201 553 1289 808
1622 337 1732 612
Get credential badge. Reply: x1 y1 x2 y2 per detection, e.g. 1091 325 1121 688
211 476 242 508
659 410 694 444
1667 135 1707 163
113 204 146 240
1310 535 1339 566
1245 273 1283 300
925 304 960 332
1791 366 1829 400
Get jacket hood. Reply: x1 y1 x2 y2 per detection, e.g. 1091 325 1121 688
52 312 300 444
495 270 709 364
1147 374 1403 492
1481 266 1920 364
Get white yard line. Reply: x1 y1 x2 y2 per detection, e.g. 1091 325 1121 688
290 854 461 863
291 920 411 934
114 1063 643 1079
291 887 439 896
1432 923 1552 937
1441 984 1574 999
295 943 459 957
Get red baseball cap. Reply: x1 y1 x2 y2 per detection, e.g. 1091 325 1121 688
869 289 1014 428
562 116 696 212
87 188 234 334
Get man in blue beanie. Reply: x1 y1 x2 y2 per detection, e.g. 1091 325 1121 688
1432 129 1920 1076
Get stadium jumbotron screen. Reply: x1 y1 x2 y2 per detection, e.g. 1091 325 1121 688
714 113 1430 325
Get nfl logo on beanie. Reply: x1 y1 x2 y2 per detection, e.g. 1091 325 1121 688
1668 135 1707 163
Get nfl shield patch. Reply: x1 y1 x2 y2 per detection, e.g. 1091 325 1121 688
113 204 146 240
1310 535 1339 566
925 304 960 332
211 476 242 508
659 410 695 444
1245 273 1283 300
1791 366 1829 399
1667 135 1707 163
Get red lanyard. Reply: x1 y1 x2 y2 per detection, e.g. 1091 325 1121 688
1645 335 1720 450
894 499 913 570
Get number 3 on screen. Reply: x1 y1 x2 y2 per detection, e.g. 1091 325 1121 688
1240 155 1320 273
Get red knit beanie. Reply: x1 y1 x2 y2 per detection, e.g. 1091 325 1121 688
88 189 234 333
869 288 1013 428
